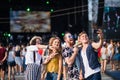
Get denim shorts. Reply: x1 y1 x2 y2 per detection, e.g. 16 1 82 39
7 61 16 67
46 72 63 80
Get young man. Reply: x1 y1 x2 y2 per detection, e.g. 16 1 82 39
62 32 79 80
78 29 103 80
0 42 7 80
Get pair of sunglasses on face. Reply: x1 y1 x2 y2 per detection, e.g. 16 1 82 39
67 35 73 39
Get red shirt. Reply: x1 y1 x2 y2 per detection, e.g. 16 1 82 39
98 48 101 58
38 49 43 55
0 47 6 61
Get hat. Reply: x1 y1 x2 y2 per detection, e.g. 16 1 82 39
29 36 42 45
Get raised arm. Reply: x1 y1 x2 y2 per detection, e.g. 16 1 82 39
92 29 103 50
64 47 79 66
43 47 59 64
36 44 48 49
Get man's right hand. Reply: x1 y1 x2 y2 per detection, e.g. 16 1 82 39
79 74 84 80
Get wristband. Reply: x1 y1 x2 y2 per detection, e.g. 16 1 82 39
47 45 49 49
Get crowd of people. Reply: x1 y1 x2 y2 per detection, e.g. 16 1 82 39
0 29 120 80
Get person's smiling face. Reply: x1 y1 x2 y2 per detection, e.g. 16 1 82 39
80 33 89 44
65 33 74 44
52 39 60 49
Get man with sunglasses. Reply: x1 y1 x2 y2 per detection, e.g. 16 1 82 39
62 32 79 80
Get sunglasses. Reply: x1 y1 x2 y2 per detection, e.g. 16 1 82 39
67 35 73 39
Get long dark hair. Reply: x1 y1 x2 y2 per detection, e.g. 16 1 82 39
8 45 13 52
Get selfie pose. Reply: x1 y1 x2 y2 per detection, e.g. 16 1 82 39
78 29 103 80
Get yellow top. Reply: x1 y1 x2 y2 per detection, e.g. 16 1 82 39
46 54 60 73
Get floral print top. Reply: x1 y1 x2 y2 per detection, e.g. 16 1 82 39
62 47 79 80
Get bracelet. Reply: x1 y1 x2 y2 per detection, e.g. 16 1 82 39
47 45 49 49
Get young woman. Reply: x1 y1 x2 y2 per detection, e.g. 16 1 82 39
42 37 62 80
14 45 23 75
7 44 16 80
25 36 42 80
107 40 115 71
100 42 108 73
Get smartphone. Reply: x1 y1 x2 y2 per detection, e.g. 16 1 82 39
94 29 98 34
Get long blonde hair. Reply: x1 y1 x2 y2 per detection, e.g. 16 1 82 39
48 37 62 54
15 45 21 51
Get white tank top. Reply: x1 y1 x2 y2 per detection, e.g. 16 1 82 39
81 51 100 78
101 47 107 59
